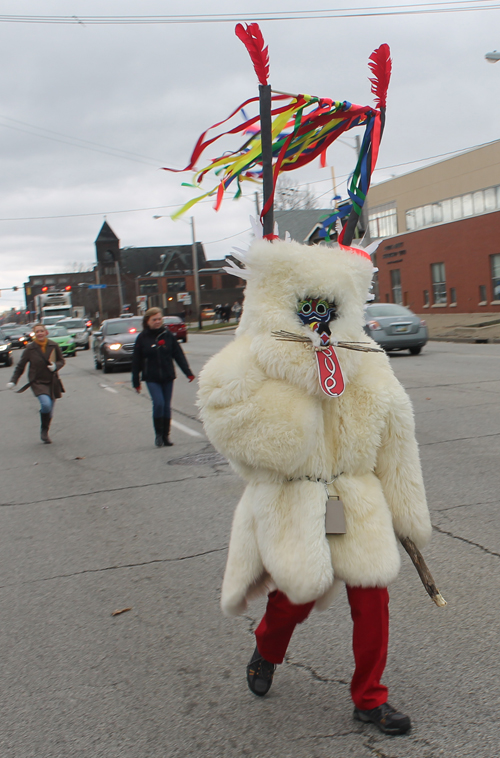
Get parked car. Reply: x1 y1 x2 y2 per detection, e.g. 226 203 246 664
93 317 142 373
0 331 13 366
364 303 428 355
2 325 30 349
201 306 216 320
58 317 91 350
163 316 187 343
45 325 77 357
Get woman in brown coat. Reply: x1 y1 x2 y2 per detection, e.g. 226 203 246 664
7 323 65 443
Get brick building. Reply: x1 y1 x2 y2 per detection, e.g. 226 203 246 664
24 221 246 322
367 140 500 314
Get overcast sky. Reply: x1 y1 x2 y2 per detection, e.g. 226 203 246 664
1 0 500 311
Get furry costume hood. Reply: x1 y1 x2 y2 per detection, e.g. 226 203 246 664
232 239 375 395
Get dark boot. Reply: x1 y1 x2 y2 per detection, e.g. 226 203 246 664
354 702 411 735
163 417 173 446
153 417 164 447
246 646 276 697
40 412 52 444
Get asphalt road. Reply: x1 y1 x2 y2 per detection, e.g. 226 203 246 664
1 337 499 758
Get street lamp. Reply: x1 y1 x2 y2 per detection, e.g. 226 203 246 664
485 51 500 63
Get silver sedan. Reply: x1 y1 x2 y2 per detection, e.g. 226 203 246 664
364 303 428 355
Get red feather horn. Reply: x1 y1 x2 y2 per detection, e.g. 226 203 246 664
235 23 269 86
368 43 392 110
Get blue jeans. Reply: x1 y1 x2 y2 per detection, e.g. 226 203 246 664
38 394 54 417
146 381 173 419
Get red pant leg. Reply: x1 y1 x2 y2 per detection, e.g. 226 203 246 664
255 590 315 665
347 585 389 710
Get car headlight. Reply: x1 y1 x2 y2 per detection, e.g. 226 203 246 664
108 343 122 351
0 345 7 351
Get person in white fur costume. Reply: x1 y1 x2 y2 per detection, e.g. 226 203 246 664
197 236 432 736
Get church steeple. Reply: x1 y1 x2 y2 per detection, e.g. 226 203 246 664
95 221 120 264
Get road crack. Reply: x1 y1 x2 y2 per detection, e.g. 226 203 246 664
433 524 500 559
0 546 228 589
0 472 233 508
421 431 500 447
284 654 348 686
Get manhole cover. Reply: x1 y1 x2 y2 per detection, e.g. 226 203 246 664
168 452 228 466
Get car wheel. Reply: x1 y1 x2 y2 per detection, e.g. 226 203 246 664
6 355 13 367
102 359 113 374
409 346 422 355
94 354 102 370
84 342 90 351
182 336 187 343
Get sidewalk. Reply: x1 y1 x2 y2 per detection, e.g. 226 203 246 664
416 312 500 343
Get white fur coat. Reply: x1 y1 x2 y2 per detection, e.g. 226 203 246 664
197 239 431 616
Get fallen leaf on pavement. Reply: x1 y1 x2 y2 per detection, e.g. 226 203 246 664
111 607 132 616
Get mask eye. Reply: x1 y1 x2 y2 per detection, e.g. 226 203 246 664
316 302 327 316
299 301 312 315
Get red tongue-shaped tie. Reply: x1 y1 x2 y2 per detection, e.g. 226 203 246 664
312 324 345 397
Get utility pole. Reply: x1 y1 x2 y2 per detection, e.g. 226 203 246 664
94 265 103 320
115 260 124 314
191 216 202 330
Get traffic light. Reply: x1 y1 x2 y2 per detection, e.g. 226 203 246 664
13 286 18 291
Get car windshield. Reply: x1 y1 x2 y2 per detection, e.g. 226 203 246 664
164 317 181 324
47 327 69 337
105 319 142 335
8 327 28 335
365 305 413 318
61 319 85 329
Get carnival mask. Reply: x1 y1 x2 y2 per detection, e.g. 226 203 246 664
297 299 337 336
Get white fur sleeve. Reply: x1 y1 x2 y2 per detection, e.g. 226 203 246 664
375 384 432 549
198 338 321 476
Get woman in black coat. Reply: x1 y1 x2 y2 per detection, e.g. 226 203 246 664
132 307 195 447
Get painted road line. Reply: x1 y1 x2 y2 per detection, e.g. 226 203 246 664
99 383 118 394
171 419 204 438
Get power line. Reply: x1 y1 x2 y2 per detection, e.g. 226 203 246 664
0 139 496 222
0 3 498 24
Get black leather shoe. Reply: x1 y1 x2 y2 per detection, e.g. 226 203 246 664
354 702 411 735
246 646 276 697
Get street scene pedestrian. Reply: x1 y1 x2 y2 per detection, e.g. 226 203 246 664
7 323 65 443
131 307 194 447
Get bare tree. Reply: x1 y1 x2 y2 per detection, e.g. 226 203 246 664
273 176 317 211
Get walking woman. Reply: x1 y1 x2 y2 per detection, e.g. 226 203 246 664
7 323 65 444
132 307 195 447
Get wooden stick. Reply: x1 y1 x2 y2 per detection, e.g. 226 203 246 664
399 536 447 607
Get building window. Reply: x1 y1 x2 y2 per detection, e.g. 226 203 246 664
490 254 500 301
406 185 500 232
423 289 430 307
139 282 158 295
104 267 115 276
368 206 397 238
385 293 390 303
479 284 487 304
167 278 186 292
32 277 43 285
431 263 447 304
450 287 457 305
390 269 402 305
